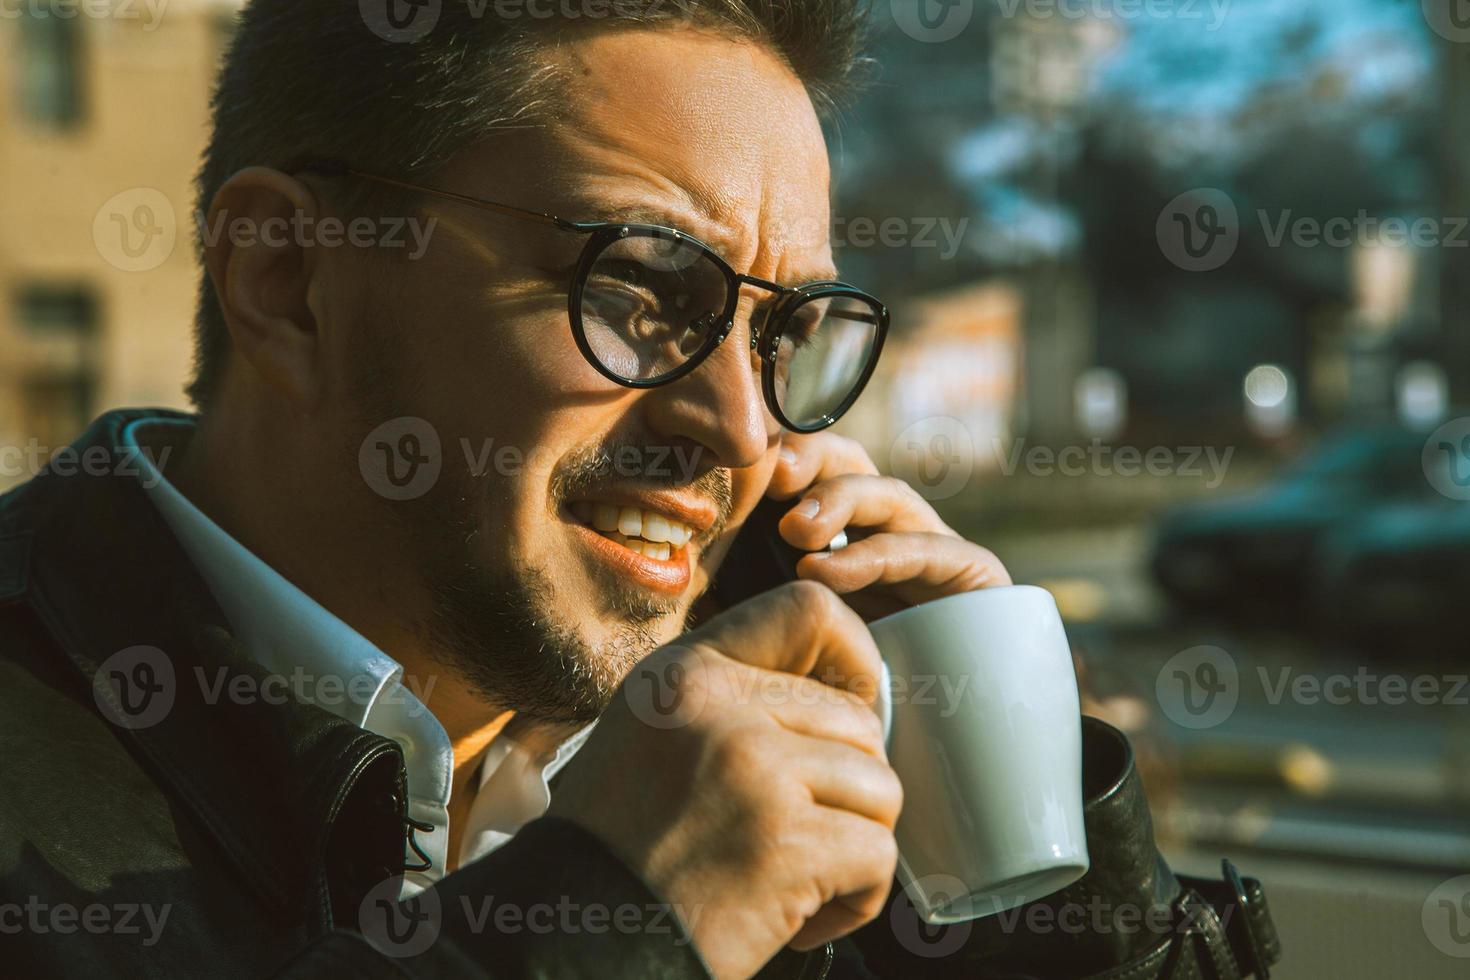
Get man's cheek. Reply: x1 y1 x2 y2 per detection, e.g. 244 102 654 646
697 532 737 579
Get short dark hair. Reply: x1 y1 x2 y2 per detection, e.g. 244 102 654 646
188 0 873 410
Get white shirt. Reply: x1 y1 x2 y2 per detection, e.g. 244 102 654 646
123 417 594 897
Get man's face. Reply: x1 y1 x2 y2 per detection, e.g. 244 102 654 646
339 27 835 723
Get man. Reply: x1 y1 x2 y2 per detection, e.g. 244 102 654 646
0 2 1280 977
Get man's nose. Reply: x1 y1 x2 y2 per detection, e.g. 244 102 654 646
640 315 774 470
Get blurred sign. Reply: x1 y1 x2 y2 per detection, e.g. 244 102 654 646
887 282 1021 478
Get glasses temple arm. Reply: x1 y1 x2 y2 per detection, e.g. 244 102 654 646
297 161 586 232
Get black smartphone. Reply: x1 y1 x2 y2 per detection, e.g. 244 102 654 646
710 496 821 606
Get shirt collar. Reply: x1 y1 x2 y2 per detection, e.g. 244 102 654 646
121 418 430 733
119 415 594 890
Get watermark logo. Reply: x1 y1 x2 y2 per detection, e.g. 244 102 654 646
890 874 973 957
359 878 443 958
1423 0 1470 44
1155 645 1238 729
1156 188 1238 272
1424 416 1470 501
360 417 442 500
889 416 975 502
622 646 710 730
891 0 975 43
360 0 441 42
1423 874 1470 958
93 188 176 273
92 645 176 730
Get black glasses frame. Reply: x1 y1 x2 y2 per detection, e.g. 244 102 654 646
297 162 890 432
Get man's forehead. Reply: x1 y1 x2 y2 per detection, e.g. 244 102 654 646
435 28 836 280
540 27 834 269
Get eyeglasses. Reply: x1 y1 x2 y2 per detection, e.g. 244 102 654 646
299 161 889 432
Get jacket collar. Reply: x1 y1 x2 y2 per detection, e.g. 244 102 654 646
2 408 399 925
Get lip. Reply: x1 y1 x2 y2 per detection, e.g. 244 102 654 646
567 521 693 595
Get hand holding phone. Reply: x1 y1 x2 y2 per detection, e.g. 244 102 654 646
710 496 846 607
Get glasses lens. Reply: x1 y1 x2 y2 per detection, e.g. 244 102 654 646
579 230 730 382
772 294 882 429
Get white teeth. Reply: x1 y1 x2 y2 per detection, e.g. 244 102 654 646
643 513 672 543
593 503 621 532
617 507 643 537
575 501 695 557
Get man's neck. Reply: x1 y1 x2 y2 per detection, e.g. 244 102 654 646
157 411 523 789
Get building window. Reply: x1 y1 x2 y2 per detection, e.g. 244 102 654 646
12 285 99 452
17 11 85 130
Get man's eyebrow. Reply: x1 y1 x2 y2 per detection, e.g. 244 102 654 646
567 200 840 287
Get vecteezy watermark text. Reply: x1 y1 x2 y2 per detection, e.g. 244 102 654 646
195 209 438 260
891 877 1231 958
92 644 441 731
1159 187 1470 272
358 875 700 959
1156 646 1470 729
994 0 1229 29
0 0 169 31
360 416 712 501
0 898 170 947
0 440 171 487
994 439 1234 488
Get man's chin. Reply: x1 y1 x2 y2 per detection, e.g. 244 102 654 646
421 552 687 724
577 564 688 627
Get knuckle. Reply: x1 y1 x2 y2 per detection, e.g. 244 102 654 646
839 696 886 750
836 434 873 467
858 699 886 742
878 765 904 821
890 476 928 508
868 828 900 879
778 578 839 623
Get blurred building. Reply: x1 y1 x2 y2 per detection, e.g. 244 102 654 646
1437 5 1470 404
838 280 1022 484
0 1 237 481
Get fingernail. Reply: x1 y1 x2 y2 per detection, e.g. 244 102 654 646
792 498 820 520
779 446 798 465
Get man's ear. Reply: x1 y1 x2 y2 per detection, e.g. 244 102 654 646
203 167 328 412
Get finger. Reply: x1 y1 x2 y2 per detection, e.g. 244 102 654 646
757 674 888 758
793 899 882 952
687 580 884 705
796 532 1012 602
779 734 902 825
786 810 898 950
768 432 878 500
779 473 956 550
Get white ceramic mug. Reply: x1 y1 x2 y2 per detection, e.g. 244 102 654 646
868 584 1088 924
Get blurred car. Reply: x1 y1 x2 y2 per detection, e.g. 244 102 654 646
1150 423 1441 623
1314 497 1470 656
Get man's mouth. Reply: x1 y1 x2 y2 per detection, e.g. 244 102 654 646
568 501 695 561
562 495 713 595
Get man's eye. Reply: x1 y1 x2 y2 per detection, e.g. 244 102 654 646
602 260 647 288
787 312 822 348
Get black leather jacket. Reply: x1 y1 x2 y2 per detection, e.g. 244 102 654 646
0 411 1281 979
